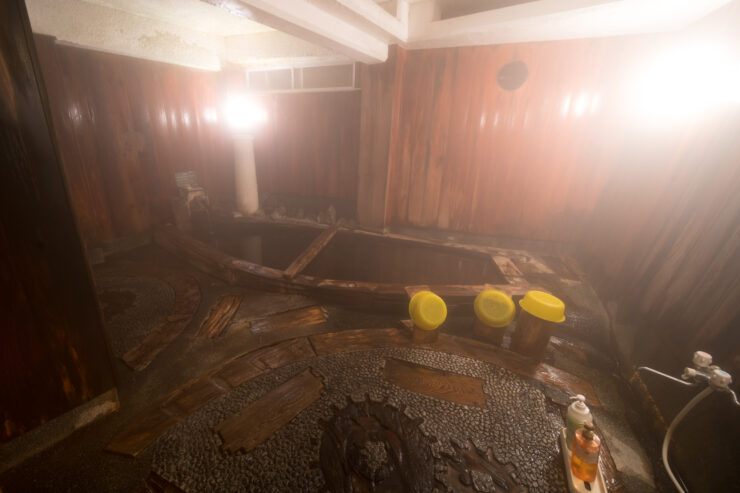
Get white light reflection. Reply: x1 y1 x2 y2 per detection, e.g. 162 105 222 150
561 93 572 117
223 94 267 134
630 40 740 122
573 92 589 117
561 92 602 119
67 104 82 125
590 93 601 115
203 108 218 123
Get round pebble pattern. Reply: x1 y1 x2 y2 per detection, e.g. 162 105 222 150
96 276 175 357
152 347 566 492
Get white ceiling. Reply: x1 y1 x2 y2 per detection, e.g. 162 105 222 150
26 0 342 70
437 0 539 19
84 0 272 36
26 0 736 70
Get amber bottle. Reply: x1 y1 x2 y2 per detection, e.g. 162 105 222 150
570 423 601 482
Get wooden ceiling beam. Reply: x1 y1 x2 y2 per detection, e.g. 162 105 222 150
205 0 389 63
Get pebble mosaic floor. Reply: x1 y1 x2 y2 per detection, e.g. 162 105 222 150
96 276 174 357
152 347 567 492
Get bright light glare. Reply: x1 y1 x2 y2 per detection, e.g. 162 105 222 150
203 108 218 123
560 91 601 118
589 93 601 115
561 93 572 117
631 41 740 122
223 95 267 133
573 92 589 117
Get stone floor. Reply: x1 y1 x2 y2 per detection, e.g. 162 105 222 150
154 348 566 492
0 245 668 492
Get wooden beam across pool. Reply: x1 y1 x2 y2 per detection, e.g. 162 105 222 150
283 225 339 279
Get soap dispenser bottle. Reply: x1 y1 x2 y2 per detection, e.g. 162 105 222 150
565 394 592 450
571 423 601 483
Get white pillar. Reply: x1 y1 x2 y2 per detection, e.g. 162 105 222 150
234 134 259 215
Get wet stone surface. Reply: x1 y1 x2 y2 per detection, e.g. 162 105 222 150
152 348 566 492
359 440 388 476
95 276 175 357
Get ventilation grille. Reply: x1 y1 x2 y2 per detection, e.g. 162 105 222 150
247 64 355 92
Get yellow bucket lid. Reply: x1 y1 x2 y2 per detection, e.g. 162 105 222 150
519 290 566 323
409 291 447 330
474 289 515 327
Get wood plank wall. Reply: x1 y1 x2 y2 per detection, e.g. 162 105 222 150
253 90 360 202
384 40 622 240
1 1 115 442
357 8 740 369
356 46 405 227
34 37 362 248
580 5 740 370
34 35 234 248
583 106 740 369
31 16 739 370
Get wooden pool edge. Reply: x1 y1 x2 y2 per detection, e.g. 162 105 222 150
153 220 552 310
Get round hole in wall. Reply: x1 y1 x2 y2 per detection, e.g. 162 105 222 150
497 60 529 91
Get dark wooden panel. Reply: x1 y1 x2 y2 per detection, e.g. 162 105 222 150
215 357 265 388
356 46 406 227
255 337 317 368
33 36 234 247
359 26 740 377
385 40 616 240
383 357 487 408
0 0 115 443
253 90 361 203
106 408 181 457
310 328 412 355
197 294 242 338
215 368 323 453
166 375 226 415
32 35 115 246
215 337 316 388
247 306 328 335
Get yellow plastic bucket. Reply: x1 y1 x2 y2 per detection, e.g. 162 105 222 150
409 291 447 330
474 289 515 328
518 290 566 323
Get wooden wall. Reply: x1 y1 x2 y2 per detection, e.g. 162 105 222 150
34 39 362 248
383 40 625 241
253 91 360 203
30 13 738 371
355 8 740 370
356 46 405 227
1 0 115 442
583 107 740 369
34 35 234 248
580 5 740 370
